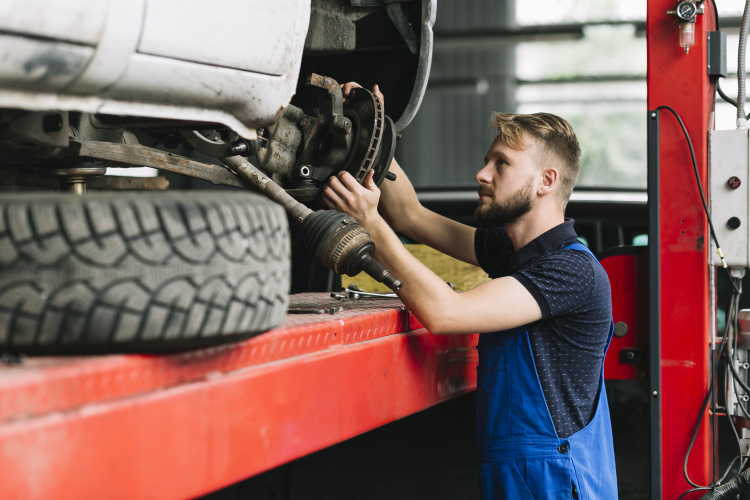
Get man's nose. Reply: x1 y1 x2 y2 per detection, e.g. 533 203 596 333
475 163 493 185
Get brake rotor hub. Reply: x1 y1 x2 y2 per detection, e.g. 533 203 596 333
254 74 397 200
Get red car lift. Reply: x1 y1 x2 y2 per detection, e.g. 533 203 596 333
0 247 648 500
0 296 478 499
0 3 721 497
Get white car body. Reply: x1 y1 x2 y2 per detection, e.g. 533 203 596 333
0 0 310 139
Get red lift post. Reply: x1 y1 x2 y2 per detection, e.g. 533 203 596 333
647 1 716 498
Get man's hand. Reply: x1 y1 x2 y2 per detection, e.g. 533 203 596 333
341 82 384 109
323 169 382 232
336 81 479 267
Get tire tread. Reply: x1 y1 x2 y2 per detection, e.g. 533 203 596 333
0 191 290 354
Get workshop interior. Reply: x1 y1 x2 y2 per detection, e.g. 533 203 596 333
1 0 750 498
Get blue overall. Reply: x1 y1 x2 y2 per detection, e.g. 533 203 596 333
476 243 617 499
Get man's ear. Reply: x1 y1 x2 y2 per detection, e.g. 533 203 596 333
538 168 558 195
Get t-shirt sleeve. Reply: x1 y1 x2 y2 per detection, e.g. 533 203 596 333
512 250 596 320
474 227 514 278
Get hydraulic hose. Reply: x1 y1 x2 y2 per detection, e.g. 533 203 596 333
700 469 750 499
699 280 748 499
737 0 750 127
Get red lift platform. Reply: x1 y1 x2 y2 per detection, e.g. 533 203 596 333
0 294 478 500
0 249 648 500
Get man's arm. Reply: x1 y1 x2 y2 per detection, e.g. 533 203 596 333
323 171 542 335
379 158 479 266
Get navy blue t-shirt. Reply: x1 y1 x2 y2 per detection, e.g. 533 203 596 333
474 220 612 438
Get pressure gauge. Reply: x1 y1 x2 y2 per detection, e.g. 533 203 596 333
676 1 698 21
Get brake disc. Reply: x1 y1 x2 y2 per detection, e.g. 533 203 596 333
343 87 396 187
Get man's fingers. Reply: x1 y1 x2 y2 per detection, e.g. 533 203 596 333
372 84 385 109
322 183 339 209
341 82 362 97
340 82 385 113
328 174 359 206
323 183 351 212
337 170 380 196
364 169 376 189
336 170 363 191
327 174 348 197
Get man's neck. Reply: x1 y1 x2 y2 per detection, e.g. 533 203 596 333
505 210 565 252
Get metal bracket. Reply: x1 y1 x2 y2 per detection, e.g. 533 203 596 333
620 348 646 364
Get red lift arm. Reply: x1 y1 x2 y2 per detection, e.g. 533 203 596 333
0 296 477 499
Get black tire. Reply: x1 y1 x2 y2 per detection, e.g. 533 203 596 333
0 191 290 354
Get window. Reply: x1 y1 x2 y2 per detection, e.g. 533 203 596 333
516 22 646 187
401 0 745 190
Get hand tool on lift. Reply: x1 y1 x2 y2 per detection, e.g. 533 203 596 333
331 284 399 300
221 155 402 292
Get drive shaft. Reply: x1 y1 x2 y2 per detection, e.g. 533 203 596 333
222 156 402 292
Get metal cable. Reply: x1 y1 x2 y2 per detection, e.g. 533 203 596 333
737 0 750 124
654 106 739 290
682 284 738 492
684 330 730 488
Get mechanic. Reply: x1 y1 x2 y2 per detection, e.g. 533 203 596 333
323 83 617 499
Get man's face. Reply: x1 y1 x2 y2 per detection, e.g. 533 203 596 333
474 133 539 228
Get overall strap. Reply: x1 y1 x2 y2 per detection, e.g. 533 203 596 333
565 241 595 257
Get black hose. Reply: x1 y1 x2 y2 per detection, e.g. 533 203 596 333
698 280 749 500
727 288 750 396
682 281 740 493
700 468 750 499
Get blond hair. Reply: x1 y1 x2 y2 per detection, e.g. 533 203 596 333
490 112 581 208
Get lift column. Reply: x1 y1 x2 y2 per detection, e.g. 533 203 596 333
647 1 716 498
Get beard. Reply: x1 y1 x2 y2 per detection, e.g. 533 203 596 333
474 180 534 228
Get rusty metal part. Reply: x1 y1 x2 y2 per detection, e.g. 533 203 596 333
60 139 317 199
70 140 247 188
304 210 372 276
307 73 341 95
222 155 402 291
253 75 395 198
256 106 305 182
0 168 168 192
87 175 169 191
179 130 259 158
0 168 60 191
48 165 106 195
344 86 384 183
0 110 70 148
292 75 354 182
301 210 402 291
222 155 312 224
